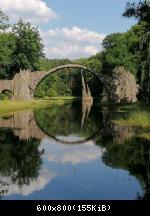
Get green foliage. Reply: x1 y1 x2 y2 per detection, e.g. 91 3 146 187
37 58 71 71
73 54 103 96
0 10 44 79
35 70 73 98
102 23 146 76
122 1 150 101
0 32 16 78
35 56 103 98
0 128 42 188
34 101 101 137
74 52 102 72
101 136 150 199
139 31 150 100
123 0 150 24
11 18 44 73
0 90 12 100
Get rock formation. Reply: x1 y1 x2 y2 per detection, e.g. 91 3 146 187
81 71 93 102
105 66 139 103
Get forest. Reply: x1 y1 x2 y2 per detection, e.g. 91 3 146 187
0 0 150 101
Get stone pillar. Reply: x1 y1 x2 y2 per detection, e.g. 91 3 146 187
13 70 32 100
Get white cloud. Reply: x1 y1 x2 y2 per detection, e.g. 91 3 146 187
40 26 106 59
0 168 56 196
41 26 105 43
0 0 58 23
39 135 105 164
0 0 105 58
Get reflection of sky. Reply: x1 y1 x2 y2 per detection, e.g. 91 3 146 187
1 135 143 199
0 169 56 197
39 135 105 164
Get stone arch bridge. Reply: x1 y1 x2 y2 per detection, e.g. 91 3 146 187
0 64 138 103
0 64 109 100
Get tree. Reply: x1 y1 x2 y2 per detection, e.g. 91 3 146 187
101 26 144 77
0 9 10 30
0 32 16 79
0 9 15 79
123 1 150 101
12 18 44 74
139 31 150 100
123 0 150 24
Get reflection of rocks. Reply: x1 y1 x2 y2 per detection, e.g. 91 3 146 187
0 110 47 140
100 110 135 144
81 100 93 131
101 122 134 144
109 124 135 144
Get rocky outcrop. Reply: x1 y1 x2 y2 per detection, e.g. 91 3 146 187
105 66 139 103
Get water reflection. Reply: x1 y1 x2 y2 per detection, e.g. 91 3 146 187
0 100 149 199
40 138 105 164
0 128 43 198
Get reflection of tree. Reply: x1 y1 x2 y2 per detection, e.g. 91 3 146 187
99 135 150 200
0 128 42 197
34 101 102 138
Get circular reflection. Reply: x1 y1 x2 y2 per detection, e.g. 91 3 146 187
34 100 103 144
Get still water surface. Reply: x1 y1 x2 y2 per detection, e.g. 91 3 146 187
0 100 149 200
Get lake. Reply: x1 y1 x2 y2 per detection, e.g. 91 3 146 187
0 99 149 200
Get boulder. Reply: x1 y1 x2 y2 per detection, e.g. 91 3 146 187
106 66 139 103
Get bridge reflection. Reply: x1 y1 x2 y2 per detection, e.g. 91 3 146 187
0 101 98 144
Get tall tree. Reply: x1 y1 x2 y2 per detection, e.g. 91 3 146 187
101 24 145 77
12 18 44 74
0 32 16 79
123 1 150 101
139 31 150 100
0 9 16 79
123 0 150 24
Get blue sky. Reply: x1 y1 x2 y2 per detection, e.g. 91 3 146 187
44 0 137 34
0 0 139 59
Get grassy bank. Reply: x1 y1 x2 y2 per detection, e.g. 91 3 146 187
0 99 67 116
113 111 150 128
43 96 77 100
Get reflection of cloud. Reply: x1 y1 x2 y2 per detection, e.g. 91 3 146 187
40 135 105 164
0 169 56 196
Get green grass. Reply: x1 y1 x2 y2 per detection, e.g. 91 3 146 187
0 99 65 116
138 132 150 140
43 96 77 100
113 111 150 128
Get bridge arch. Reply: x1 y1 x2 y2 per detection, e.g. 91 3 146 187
0 89 13 100
0 80 13 96
0 64 110 101
30 64 107 98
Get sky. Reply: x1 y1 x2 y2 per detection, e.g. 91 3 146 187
0 0 139 59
